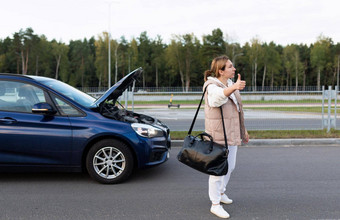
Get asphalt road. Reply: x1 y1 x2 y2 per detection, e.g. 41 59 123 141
135 108 340 131
0 145 339 220
162 118 331 131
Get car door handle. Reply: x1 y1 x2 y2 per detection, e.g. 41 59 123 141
0 117 18 124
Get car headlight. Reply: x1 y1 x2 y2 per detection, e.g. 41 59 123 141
131 123 164 138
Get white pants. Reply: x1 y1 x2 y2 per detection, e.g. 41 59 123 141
209 145 238 204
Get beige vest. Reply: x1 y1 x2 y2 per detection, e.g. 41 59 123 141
203 79 246 146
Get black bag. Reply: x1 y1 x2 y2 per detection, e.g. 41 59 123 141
177 87 229 176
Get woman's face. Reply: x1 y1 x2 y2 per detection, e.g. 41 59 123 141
220 60 236 79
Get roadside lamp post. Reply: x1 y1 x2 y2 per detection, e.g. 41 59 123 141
231 43 243 66
232 52 243 66
337 55 339 90
107 1 112 88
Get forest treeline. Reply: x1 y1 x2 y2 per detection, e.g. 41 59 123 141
0 27 339 91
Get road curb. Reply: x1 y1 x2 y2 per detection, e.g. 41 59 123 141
171 138 340 147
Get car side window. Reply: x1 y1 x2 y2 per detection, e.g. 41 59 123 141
50 93 83 116
0 80 47 113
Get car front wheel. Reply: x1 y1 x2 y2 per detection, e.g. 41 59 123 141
86 139 134 184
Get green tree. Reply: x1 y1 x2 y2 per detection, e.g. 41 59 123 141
262 42 282 90
310 35 332 90
11 32 23 74
237 42 251 87
5 27 340 90
128 38 139 73
0 37 17 73
182 34 200 91
331 43 340 88
117 36 129 78
51 40 69 80
166 36 185 91
112 39 119 84
202 28 225 57
34 35 53 77
247 37 263 91
299 44 311 90
68 38 95 87
137 32 152 88
226 43 243 67
201 28 225 69
283 44 303 90
20 28 40 75
151 35 165 88
95 32 109 88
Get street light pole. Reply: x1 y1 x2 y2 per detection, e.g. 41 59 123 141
337 54 339 90
231 43 243 66
108 1 112 88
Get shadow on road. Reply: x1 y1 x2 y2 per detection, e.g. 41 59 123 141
0 172 92 183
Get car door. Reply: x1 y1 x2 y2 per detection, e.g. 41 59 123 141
0 80 72 165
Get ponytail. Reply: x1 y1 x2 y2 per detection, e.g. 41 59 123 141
204 70 213 81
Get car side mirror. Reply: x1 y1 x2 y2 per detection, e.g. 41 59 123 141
32 102 57 115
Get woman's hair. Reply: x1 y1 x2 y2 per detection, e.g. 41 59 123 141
204 55 229 81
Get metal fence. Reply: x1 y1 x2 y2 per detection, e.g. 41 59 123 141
79 86 323 93
79 86 339 131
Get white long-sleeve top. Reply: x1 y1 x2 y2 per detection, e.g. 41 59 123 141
206 77 240 112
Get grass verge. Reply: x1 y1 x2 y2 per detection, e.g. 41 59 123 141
170 129 340 140
245 107 340 114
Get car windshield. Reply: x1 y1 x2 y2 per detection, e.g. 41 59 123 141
35 78 96 107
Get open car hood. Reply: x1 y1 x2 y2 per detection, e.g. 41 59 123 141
91 67 142 107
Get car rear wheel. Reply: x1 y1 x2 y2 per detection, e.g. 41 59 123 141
86 139 134 184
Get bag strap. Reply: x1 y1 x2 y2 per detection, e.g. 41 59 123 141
220 106 228 149
188 86 207 135
188 85 228 149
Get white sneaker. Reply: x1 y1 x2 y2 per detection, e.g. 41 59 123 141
220 194 233 204
210 205 230 219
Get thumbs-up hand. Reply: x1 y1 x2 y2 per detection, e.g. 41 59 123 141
234 74 246 90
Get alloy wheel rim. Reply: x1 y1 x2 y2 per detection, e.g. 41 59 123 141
93 146 126 179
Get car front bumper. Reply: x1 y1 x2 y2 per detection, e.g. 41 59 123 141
143 133 171 167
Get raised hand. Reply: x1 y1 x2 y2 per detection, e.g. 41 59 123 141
234 74 246 90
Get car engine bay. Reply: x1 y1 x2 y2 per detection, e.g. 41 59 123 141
101 103 156 124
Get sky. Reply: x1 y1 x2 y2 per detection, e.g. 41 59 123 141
1 0 340 46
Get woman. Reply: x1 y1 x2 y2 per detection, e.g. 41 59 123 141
203 55 249 219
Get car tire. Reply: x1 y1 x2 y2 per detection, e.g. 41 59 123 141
86 139 134 184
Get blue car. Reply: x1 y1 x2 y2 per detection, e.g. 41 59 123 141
0 68 171 184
